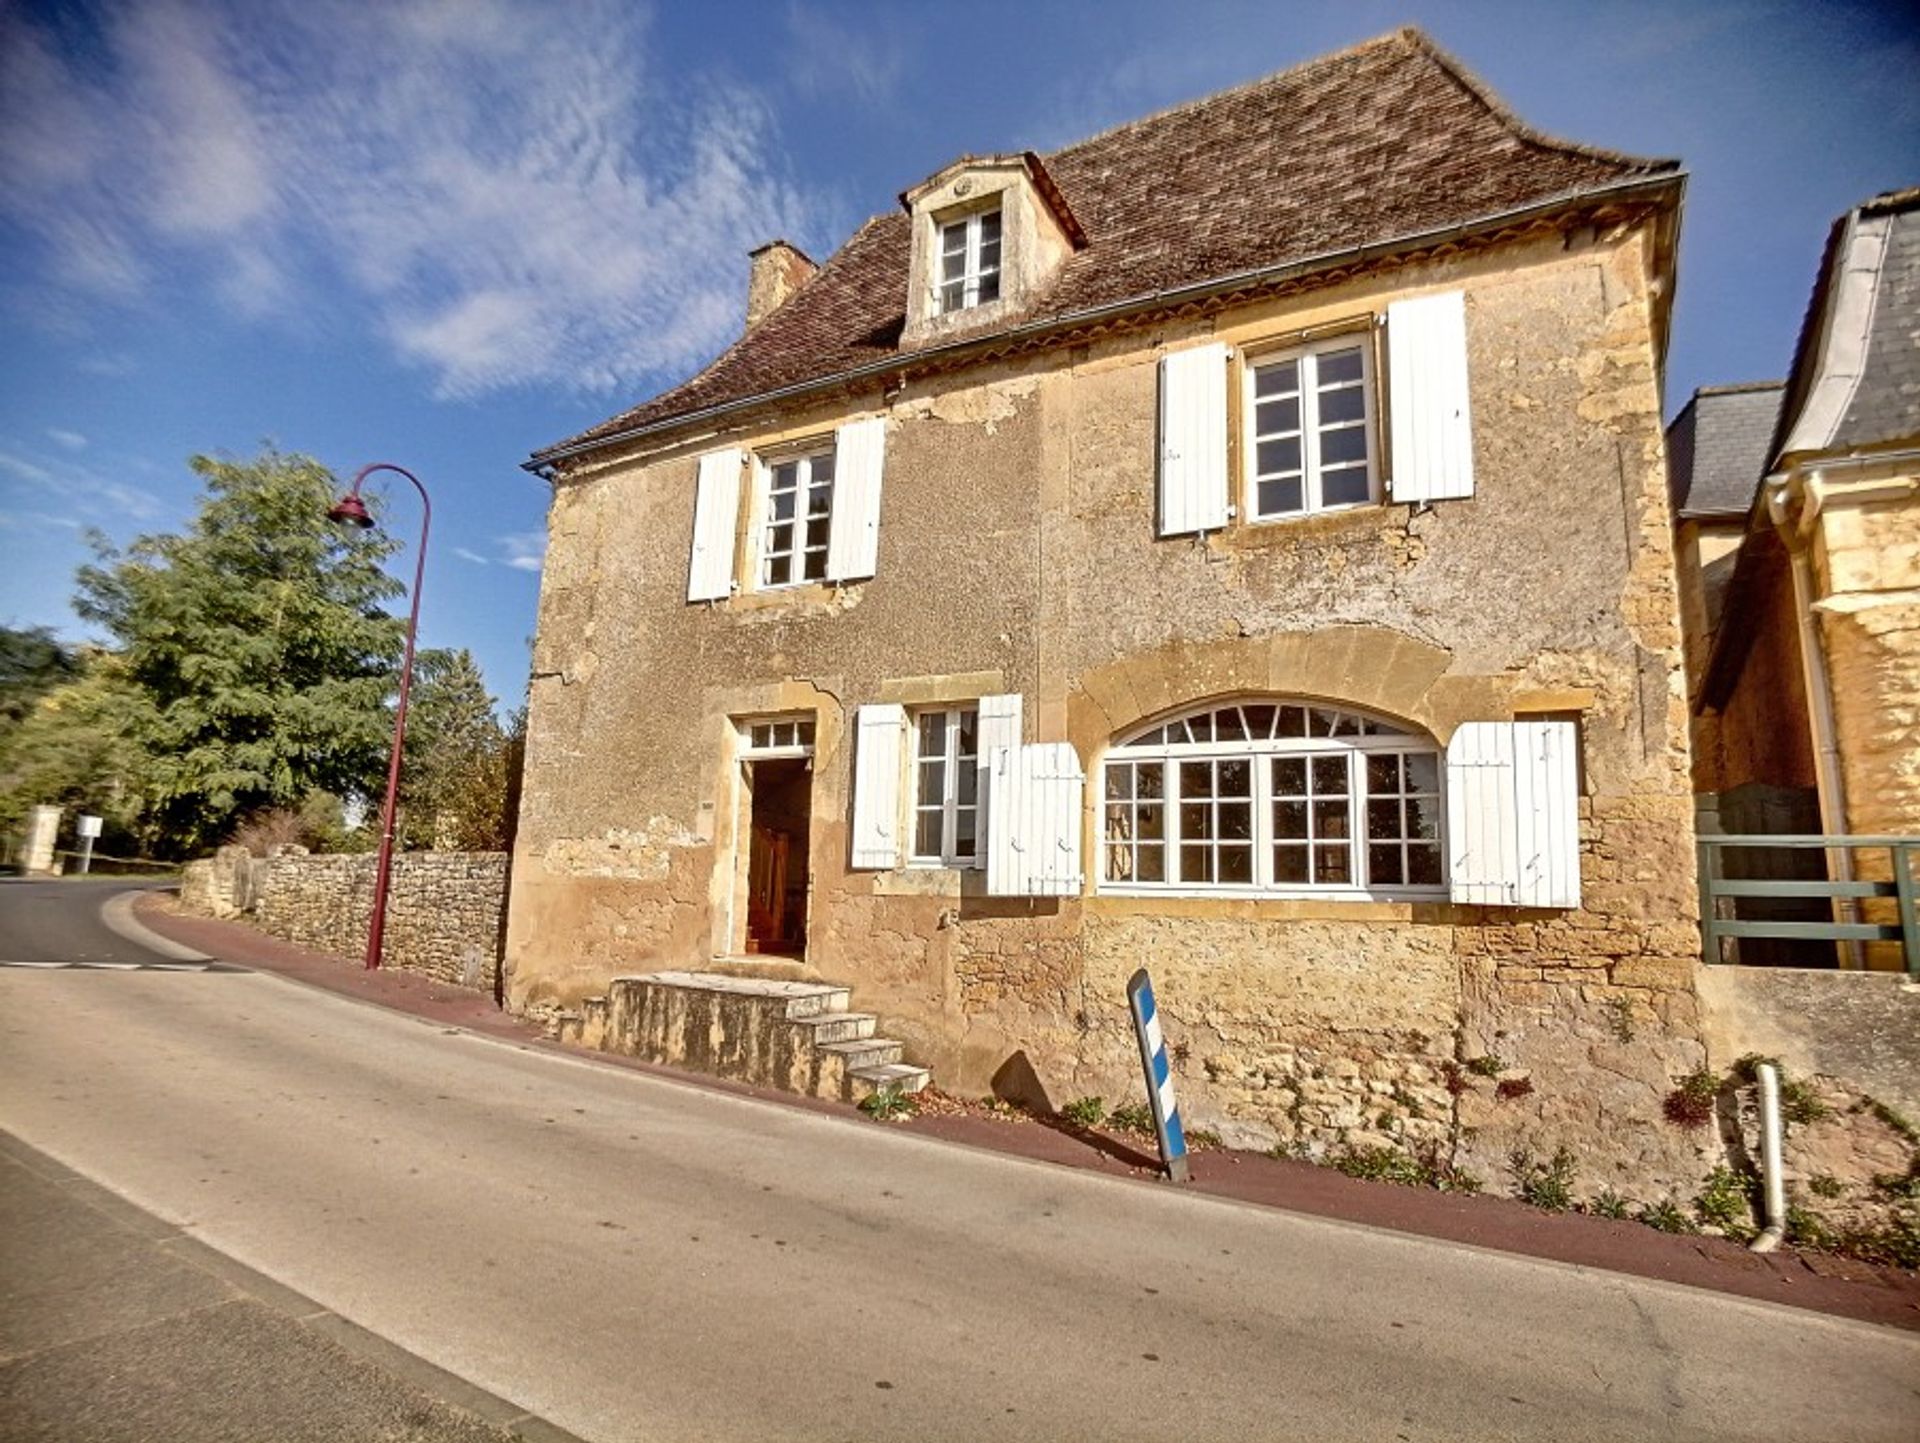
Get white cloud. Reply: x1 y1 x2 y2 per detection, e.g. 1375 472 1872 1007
0 444 164 522
782 3 905 106
498 531 545 573
47 429 87 451
453 546 490 566
0 0 824 397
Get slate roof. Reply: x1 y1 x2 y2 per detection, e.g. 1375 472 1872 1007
535 27 1678 468
1666 383 1785 519
1771 186 1920 463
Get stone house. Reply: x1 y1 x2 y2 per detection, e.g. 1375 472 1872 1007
508 29 1710 1189
1691 187 1920 970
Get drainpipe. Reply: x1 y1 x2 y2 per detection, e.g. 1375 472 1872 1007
1768 469 1861 968
1750 1061 1787 1253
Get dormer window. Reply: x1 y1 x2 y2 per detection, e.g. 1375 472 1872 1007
937 208 1002 314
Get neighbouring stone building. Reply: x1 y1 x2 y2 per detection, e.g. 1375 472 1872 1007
1692 187 1920 971
507 29 1713 1194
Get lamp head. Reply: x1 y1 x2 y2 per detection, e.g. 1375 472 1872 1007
327 493 374 528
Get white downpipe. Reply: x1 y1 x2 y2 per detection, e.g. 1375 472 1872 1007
1775 476 1862 968
1750 1062 1787 1253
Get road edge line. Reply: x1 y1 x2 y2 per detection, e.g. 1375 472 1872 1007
100 888 214 962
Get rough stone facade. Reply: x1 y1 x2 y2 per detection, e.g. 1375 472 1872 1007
508 218 1720 1201
181 845 506 991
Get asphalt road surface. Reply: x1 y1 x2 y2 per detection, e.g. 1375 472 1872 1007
2 883 1917 1441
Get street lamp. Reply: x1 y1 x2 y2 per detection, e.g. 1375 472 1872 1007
329 462 431 971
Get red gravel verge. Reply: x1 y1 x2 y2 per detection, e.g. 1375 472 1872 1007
134 893 1920 1332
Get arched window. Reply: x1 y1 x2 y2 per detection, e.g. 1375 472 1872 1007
1102 700 1444 896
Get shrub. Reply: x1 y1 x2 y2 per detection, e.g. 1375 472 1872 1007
1060 1096 1106 1128
1108 1101 1155 1136
1494 1076 1535 1102
1511 1147 1577 1213
1638 1198 1696 1234
1332 1143 1480 1194
1663 1068 1719 1129
1779 1078 1829 1127
1465 1055 1504 1079
1694 1166 1757 1240
1590 1188 1631 1220
859 1086 918 1122
1185 1126 1223 1151
1809 1174 1847 1201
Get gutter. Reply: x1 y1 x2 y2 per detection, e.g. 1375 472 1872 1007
525 170 1685 478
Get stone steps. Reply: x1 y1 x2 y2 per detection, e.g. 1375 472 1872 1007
552 970 930 1104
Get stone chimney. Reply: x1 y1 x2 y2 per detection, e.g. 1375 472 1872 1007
746 240 817 331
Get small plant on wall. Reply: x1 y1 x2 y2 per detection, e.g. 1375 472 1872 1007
1662 1067 1719 1128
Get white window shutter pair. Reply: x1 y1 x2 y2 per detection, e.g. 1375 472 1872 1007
850 692 1023 872
826 416 886 582
686 419 887 601
1386 290 1475 504
1156 341 1230 537
1445 720 1580 908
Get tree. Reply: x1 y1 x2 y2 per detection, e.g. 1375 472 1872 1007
0 649 150 853
399 649 517 850
0 625 80 729
71 450 405 856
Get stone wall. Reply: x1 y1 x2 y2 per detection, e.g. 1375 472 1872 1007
181 845 506 991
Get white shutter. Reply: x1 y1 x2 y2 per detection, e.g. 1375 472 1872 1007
826 416 886 582
686 447 744 602
1157 342 1230 536
1386 290 1474 504
973 693 1023 871
986 742 1083 897
1446 720 1581 907
850 703 906 869
1512 720 1581 908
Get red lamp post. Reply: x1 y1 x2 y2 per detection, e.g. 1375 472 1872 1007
329 462 431 971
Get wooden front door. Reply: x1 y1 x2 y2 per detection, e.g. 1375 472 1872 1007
745 757 810 955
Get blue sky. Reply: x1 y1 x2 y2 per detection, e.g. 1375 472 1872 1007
2 0 1915 710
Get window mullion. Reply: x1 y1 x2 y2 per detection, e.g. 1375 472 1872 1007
1253 751 1272 889
942 708 960 865
1348 751 1366 888
1300 351 1323 513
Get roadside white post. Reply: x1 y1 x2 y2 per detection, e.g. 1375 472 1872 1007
76 815 102 875
23 805 61 876
1126 968 1190 1183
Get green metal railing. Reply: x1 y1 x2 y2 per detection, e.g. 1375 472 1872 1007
1698 834 1919 974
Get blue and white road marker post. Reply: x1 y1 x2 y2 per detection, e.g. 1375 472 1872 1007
1126 968 1190 1183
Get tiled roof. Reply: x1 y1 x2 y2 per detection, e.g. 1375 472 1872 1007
536 27 1677 466
1835 192 1920 448
1666 383 1785 519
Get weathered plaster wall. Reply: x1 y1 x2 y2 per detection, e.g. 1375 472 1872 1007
509 221 1709 1197
1694 541 1817 799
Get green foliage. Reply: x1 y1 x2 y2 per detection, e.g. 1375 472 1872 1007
1330 1142 1481 1195
1694 1166 1757 1240
1510 1146 1577 1212
1808 1174 1847 1201
1465 1054 1504 1078
1589 1188 1631 1220
0 625 80 728
1859 1097 1919 1145
1784 1204 1830 1249
1186 1127 1223 1151
0 650 151 852
1638 1198 1696 1234
1060 1096 1106 1128
1779 1078 1829 1127
399 650 519 851
61 451 407 857
1604 996 1636 1044
1663 1067 1720 1129
1108 1101 1155 1136
858 1086 918 1121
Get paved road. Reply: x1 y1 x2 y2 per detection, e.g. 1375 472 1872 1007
2 887 1918 1441
0 879 187 965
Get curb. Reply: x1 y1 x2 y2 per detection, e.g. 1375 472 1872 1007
101 887 214 962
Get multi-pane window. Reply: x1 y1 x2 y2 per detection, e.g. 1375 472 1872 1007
1102 701 1443 895
911 706 980 865
1247 338 1376 520
937 208 1002 314
741 717 815 756
761 451 834 588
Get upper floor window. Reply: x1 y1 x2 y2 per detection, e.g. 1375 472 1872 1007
937 208 1002 314
761 449 834 588
911 705 980 865
1246 337 1377 520
1101 700 1442 896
